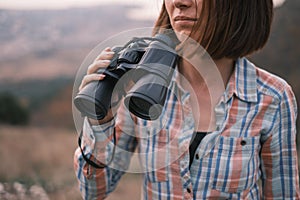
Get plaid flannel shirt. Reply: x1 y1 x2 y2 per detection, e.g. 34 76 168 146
74 57 300 199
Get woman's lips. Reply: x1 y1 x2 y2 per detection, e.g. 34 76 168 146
174 16 197 22
174 16 197 27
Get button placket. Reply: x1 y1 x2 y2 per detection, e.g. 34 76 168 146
215 95 234 132
183 173 190 181
179 155 189 170
195 96 233 158
184 183 193 200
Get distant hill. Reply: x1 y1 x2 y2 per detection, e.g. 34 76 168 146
0 5 154 81
0 5 154 61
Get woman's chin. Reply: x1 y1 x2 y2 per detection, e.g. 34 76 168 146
174 29 192 41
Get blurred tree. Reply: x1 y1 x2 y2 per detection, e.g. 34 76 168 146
0 92 30 125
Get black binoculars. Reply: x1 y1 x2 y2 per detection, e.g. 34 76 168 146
74 33 178 121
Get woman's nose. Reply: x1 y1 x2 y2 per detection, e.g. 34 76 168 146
172 0 193 9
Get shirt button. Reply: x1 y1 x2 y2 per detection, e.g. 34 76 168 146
186 188 191 193
240 140 247 146
181 163 185 168
195 154 199 160
183 174 189 181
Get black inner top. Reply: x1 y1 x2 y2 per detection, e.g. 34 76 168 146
189 132 207 169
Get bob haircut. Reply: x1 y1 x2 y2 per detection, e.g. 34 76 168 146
153 0 274 60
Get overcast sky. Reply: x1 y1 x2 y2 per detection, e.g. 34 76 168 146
0 0 286 9
0 0 163 20
0 0 286 20
0 0 158 9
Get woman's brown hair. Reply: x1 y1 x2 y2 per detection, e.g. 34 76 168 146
153 0 274 60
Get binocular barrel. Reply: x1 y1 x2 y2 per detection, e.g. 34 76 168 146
74 75 119 120
124 35 178 120
73 46 143 120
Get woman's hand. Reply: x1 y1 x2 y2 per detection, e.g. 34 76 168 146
79 47 116 125
79 47 115 91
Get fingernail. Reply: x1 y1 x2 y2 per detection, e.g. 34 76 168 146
106 51 115 54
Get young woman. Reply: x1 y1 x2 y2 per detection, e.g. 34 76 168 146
74 0 300 199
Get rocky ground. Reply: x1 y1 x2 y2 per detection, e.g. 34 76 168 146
0 182 49 200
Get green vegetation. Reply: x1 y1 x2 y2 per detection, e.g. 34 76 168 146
0 77 73 126
0 77 72 111
0 92 29 125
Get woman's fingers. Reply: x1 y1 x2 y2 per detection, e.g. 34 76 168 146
79 47 115 91
86 47 115 74
79 74 106 91
87 60 111 74
95 47 115 61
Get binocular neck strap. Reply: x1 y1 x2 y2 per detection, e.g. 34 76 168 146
78 128 116 169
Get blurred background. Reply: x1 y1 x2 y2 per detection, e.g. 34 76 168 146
0 0 299 199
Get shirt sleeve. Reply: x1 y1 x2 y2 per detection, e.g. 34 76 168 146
260 85 300 199
74 102 138 200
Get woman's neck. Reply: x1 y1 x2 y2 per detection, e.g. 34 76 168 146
178 57 235 87
177 57 235 132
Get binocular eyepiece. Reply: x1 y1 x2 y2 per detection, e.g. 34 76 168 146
74 33 178 121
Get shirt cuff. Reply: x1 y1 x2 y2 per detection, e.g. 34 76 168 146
82 117 116 165
84 117 115 142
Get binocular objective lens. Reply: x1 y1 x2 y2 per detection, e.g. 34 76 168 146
129 96 162 120
131 97 151 114
74 97 106 120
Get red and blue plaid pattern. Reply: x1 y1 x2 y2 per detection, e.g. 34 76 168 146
74 58 300 199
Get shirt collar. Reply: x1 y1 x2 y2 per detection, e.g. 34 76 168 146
171 57 258 103
225 57 258 103
170 69 189 101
